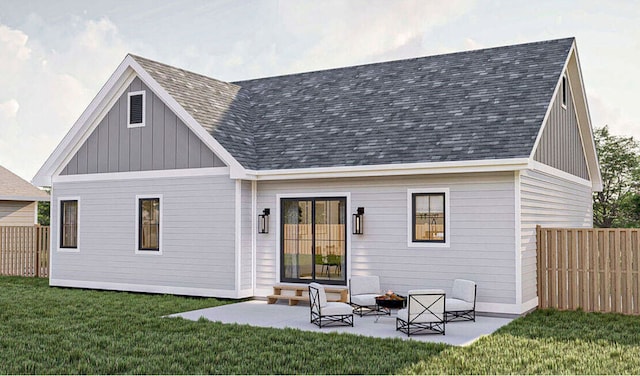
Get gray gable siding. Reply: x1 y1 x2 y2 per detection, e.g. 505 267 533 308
61 77 225 176
534 75 589 180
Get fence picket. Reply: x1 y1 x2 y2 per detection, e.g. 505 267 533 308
0 226 49 278
537 227 640 315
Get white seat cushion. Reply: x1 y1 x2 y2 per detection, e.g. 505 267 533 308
446 298 474 311
350 276 381 296
452 279 476 303
309 282 327 307
350 293 378 306
321 302 354 316
396 308 443 324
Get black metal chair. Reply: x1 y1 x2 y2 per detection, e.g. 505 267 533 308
396 289 446 336
309 282 354 328
445 279 477 322
349 275 388 317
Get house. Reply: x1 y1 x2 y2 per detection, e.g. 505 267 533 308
33 37 600 315
0 166 49 226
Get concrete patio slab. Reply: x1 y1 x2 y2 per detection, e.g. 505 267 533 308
170 300 513 346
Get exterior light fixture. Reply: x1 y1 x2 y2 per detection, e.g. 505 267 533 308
352 207 364 235
259 208 270 234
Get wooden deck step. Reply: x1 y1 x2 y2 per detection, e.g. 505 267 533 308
267 284 348 306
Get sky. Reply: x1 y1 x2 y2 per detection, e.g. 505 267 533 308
0 0 638 181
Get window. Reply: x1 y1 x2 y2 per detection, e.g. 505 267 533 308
137 196 161 252
561 76 567 108
407 189 449 247
127 90 145 128
60 200 78 249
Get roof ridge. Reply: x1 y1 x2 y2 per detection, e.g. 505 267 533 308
128 53 240 90
232 37 575 85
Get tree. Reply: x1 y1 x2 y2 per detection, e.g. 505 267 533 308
593 126 640 228
38 200 50 226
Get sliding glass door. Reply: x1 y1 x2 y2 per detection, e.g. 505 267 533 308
281 197 346 285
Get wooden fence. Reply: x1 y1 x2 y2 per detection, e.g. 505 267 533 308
0 226 49 278
537 226 640 315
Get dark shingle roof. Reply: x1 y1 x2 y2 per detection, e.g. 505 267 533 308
133 38 574 170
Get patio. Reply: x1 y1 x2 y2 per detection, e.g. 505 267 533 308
170 300 513 346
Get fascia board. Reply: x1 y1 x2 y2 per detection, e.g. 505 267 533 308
127 58 246 175
32 56 135 187
0 196 50 202
244 158 530 181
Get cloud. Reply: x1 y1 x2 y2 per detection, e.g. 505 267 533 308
0 19 132 182
281 0 476 72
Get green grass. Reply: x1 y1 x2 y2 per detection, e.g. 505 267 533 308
2 277 640 374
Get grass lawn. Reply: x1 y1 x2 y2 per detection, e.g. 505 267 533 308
1 277 640 374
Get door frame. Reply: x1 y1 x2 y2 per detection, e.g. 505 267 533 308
276 192 351 286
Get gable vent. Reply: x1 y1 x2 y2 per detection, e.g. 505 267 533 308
127 90 146 128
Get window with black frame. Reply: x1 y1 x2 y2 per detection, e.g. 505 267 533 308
412 193 445 243
60 200 78 248
138 198 160 251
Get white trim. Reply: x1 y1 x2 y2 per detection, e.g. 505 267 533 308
33 55 245 186
406 188 450 248
529 161 592 188
275 192 351 286
126 57 246 177
514 171 522 305
528 42 602 192
53 167 230 183
522 297 539 313
127 90 146 128
251 180 257 293
0 196 50 202
49 278 242 299
476 297 538 315
32 58 136 186
57 196 80 253
48 187 54 279
235 180 242 293
529 45 573 163
33 202 38 224
248 158 530 181
135 194 163 255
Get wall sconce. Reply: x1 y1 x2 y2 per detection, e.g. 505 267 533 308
259 208 270 234
352 207 364 235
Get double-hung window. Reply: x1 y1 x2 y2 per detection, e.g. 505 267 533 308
137 196 161 253
60 199 79 249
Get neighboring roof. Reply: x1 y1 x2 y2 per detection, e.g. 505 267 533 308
0 166 49 201
132 38 574 170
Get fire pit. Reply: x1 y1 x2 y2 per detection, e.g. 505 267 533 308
375 293 406 310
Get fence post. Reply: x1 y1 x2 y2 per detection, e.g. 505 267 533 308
35 225 40 278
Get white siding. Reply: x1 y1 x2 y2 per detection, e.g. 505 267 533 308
240 180 253 291
256 172 517 306
50 175 236 293
519 169 592 303
0 201 36 226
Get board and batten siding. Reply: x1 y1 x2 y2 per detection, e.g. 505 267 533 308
534 75 589 180
256 172 517 308
50 175 236 295
0 201 36 226
61 77 225 175
519 169 592 303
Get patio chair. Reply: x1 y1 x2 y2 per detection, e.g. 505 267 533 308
396 289 445 336
445 279 477 322
349 276 388 317
309 282 354 328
